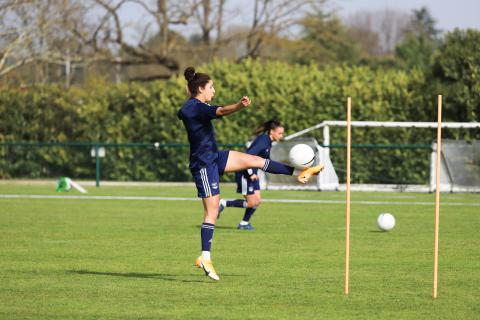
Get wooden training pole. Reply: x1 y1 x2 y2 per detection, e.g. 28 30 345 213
433 95 442 299
345 97 352 295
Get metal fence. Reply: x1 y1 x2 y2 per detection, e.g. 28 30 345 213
0 141 433 187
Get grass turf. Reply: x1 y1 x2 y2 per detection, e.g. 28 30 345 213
0 183 479 319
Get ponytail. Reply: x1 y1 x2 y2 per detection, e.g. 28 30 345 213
254 119 283 136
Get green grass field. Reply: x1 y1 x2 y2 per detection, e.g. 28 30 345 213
0 183 479 319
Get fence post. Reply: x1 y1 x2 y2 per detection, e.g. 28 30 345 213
323 125 330 156
95 144 100 187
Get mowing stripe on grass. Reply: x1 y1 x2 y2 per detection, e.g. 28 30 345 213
0 194 479 206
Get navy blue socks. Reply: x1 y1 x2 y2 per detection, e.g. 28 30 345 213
226 199 246 208
242 207 256 222
262 159 294 175
201 222 215 252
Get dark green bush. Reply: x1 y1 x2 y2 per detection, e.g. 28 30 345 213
1 57 478 183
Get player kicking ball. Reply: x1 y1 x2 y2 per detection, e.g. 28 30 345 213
178 67 323 281
218 119 287 230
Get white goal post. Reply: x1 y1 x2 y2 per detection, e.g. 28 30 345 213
263 121 480 192
263 137 340 191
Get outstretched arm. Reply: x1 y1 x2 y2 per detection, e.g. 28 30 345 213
216 96 251 116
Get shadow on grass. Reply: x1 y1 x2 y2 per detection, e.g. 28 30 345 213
368 230 388 233
213 226 238 230
195 225 237 230
68 270 209 283
68 269 247 282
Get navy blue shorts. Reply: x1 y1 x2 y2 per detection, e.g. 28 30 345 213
235 171 261 195
191 150 230 198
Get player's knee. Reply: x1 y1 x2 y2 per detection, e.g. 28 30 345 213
247 198 260 208
204 211 218 224
250 155 264 169
246 199 256 208
204 206 219 219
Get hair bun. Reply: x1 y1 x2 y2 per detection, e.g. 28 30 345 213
184 67 196 82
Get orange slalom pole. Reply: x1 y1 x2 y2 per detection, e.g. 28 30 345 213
345 97 352 295
433 95 442 298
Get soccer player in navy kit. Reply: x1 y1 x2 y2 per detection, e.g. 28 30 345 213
219 120 284 230
178 67 323 281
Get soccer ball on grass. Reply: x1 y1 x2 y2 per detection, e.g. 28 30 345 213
377 213 395 231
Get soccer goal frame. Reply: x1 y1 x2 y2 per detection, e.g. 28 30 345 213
281 120 480 192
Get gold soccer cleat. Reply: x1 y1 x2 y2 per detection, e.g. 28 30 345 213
194 256 220 281
194 256 203 268
297 165 324 184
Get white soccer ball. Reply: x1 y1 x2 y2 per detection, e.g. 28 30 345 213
377 213 396 231
288 144 315 169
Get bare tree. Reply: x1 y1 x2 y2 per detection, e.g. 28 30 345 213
193 0 226 46
75 0 203 79
1 0 331 84
1 0 228 82
345 8 410 55
237 0 326 60
344 11 381 56
0 0 94 85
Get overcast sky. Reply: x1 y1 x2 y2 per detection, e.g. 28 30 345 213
335 0 480 31
225 0 480 32
119 0 479 43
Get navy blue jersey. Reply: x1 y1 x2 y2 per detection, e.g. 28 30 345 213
177 97 221 170
244 133 272 176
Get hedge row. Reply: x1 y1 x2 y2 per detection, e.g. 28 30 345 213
1 59 478 183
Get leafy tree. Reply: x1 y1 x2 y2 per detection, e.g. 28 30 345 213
395 7 440 70
295 13 362 65
432 29 480 123
408 7 440 38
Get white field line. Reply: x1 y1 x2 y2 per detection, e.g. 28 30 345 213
0 194 479 206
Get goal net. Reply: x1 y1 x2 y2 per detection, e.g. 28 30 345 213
430 140 480 192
